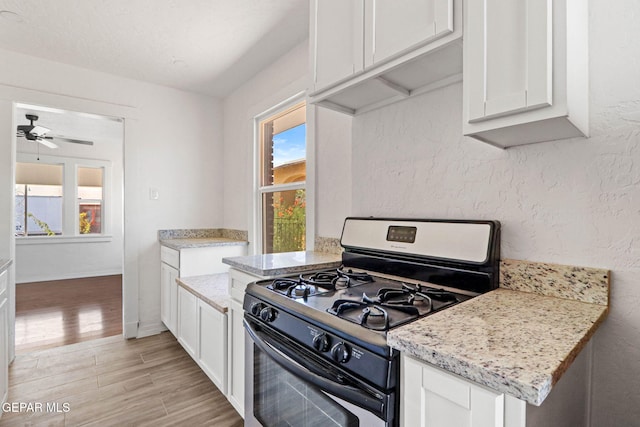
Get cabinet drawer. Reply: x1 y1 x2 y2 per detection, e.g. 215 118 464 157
161 246 180 269
228 268 261 302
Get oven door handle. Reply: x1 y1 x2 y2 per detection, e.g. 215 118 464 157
245 319 387 417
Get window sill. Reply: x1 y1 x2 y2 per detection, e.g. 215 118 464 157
15 235 114 245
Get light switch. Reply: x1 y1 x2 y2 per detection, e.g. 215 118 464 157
149 188 159 200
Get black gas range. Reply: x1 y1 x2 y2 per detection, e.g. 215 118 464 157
243 218 500 427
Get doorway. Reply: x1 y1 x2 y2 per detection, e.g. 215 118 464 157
13 103 125 354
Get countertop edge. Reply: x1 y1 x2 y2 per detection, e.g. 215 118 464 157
176 274 229 314
160 239 249 250
222 259 342 277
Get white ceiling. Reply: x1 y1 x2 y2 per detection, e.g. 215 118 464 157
0 0 309 98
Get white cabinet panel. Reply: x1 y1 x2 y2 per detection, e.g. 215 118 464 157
198 299 227 394
160 262 178 335
367 0 454 66
227 298 245 418
463 0 588 147
309 0 462 115
402 354 515 427
311 0 364 92
466 0 551 123
177 286 198 358
0 296 7 409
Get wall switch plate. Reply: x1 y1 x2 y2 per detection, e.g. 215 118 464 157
149 188 159 200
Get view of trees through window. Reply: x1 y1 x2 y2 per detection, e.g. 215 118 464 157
259 102 306 254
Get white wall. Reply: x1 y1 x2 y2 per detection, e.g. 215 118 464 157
0 48 224 337
222 40 353 245
348 1 640 424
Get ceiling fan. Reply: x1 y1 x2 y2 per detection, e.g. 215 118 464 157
16 114 94 148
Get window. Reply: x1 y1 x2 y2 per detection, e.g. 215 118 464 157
15 155 110 238
257 101 307 254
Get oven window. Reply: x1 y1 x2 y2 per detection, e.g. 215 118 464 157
254 347 359 427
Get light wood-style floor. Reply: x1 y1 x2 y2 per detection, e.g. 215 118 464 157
16 275 123 354
2 332 243 426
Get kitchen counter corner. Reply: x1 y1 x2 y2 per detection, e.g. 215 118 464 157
222 251 342 277
176 273 230 313
387 288 608 406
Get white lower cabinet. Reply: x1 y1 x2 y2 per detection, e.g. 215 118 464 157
176 285 228 396
160 262 179 335
227 298 245 417
177 286 198 358
198 299 227 394
226 267 264 419
402 354 514 427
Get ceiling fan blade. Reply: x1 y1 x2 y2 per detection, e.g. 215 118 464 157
30 125 51 137
48 136 94 146
37 138 59 149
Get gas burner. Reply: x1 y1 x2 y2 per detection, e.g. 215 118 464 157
401 283 459 302
337 267 374 283
300 271 339 289
328 298 420 331
269 278 330 299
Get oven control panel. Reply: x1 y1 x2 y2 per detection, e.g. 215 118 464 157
244 294 396 390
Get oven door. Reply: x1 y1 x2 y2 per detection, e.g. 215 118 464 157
244 317 394 427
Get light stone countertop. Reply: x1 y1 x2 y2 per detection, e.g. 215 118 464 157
0 258 11 273
222 251 342 277
388 259 610 406
160 237 248 250
176 273 230 313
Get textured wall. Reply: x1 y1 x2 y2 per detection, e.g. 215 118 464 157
351 1 640 422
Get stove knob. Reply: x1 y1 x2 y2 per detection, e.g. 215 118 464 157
259 307 277 322
312 333 331 352
250 302 265 316
331 342 351 363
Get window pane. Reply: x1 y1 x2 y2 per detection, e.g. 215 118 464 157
79 203 102 234
262 189 306 254
78 167 103 199
15 162 64 236
272 124 306 184
261 103 306 187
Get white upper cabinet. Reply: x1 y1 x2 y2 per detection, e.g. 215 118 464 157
366 0 454 67
309 0 462 115
311 0 364 92
463 0 588 147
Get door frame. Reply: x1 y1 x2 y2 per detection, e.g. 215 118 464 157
0 84 139 360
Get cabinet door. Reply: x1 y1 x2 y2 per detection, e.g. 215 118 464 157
227 298 245 417
177 287 198 358
403 355 507 427
198 300 227 394
311 0 364 92
367 0 454 66
466 0 552 122
0 297 7 408
160 263 179 335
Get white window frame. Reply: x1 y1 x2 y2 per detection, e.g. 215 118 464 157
15 153 112 243
252 92 315 254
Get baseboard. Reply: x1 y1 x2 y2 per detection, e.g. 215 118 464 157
137 321 168 338
16 269 123 284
